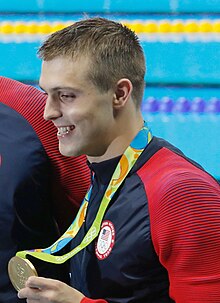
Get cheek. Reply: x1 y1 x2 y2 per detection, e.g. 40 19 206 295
65 106 88 122
67 96 112 125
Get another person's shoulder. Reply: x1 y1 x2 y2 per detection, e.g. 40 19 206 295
0 77 56 145
0 76 44 98
0 76 46 114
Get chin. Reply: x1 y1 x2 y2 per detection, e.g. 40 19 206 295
59 146 78 157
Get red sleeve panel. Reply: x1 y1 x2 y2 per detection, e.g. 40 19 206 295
81 297 107 303
0 77 90 230
138 147 220 302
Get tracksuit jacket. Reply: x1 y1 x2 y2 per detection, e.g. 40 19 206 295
71 137 220 303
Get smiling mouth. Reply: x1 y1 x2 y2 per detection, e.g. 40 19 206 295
57 126 75 137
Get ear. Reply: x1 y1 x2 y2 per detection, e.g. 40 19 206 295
113 78 133 108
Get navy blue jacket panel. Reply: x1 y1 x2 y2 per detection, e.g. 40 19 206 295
0 103 66 303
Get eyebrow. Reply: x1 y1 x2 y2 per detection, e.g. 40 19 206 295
38 85 80 93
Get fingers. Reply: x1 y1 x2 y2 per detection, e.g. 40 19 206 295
18 284 41 300
27 276 61 290
18 276 62 300
18 276 85 303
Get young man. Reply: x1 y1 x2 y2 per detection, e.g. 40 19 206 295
18 18 220 303
0 77 90 303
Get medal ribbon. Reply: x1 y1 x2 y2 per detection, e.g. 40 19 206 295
17 122 152 264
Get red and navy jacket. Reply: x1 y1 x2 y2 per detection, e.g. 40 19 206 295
0 77 90 303
70 137 220 303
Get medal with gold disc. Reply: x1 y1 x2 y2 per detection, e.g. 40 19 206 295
8 256 38 291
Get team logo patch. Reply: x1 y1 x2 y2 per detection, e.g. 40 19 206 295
95 220 115 260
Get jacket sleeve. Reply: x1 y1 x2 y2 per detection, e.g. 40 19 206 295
81 297 108 303
148 171 220 302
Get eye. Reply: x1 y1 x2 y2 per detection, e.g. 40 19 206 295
59 93 75 102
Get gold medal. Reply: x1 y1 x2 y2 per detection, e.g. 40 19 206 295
8 256 38 291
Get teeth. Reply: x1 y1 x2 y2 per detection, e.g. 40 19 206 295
57 126 73 137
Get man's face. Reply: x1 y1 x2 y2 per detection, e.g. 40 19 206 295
39 56 116 157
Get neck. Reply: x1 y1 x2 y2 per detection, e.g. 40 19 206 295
87 114 144 163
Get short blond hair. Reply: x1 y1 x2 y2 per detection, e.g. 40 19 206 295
38 17 146 106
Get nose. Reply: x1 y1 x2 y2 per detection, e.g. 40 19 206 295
44 97 62 121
